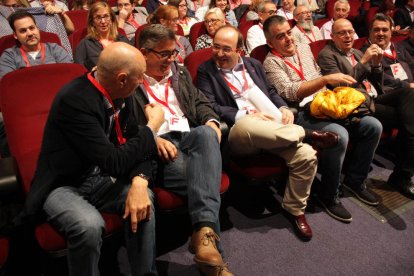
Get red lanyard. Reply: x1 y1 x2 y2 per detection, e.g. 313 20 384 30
127 15 140 29
383 44 397 62
258 23 263 30
179 17 189 25
143 78 175 115
87 72 126 145
222 64 249 95
20 43 45 67
271 50 305 80
349 55 371 92
296 26 316 43
176 38 186 64
350 54 357 66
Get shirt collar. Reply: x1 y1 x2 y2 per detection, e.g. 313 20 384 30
217 57 243 73
143 70 173 85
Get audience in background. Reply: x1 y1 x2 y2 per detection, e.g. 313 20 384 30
394 0 414 29
71 0 94 10
400 24 414 56
30 0 75 34
187 0 211 14
194 7 225 50
264 16 382 223
0 10 72 78
291 4 322 44
148 5 193 64
246 0 275 53
74 2 129 70
134 24 233 276
117 0 148 43
246 0 263 21
276 0 295 20
169 0 198 36
320 0 358 39
196 0 238 26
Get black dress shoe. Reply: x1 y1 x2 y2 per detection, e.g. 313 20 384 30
388 172 414 199
307 130 339 149
282 210 313 241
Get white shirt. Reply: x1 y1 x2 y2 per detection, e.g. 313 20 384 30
320 19 359 40
246 24 266 54
276 8 293 20
291 25 323 44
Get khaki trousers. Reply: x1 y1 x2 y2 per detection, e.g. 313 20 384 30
228 115 317 216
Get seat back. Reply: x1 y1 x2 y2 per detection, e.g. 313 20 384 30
189 21 207 49
69 27 88 55
184 47 213 86
0 31 62 56
314 17 330 29
0 64 87 194
309 39 330 60
353 37 367 50
65 10 89 30
250 44 271 64
366 7 379 28
239 20 258 46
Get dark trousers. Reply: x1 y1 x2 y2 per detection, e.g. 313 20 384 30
375 87 414 177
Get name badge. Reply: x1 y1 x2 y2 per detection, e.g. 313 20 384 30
168 114 190 132
390 63 408 80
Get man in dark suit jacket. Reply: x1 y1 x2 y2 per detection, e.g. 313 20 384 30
317 18 414 199
133 24 233 276
394 0 414 29
197 25 319 241
15 43 165 276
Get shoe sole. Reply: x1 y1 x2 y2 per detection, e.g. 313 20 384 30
315 197 352 223
343 184 380 206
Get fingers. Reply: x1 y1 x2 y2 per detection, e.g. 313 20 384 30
130 211 138 233
157 139 177 162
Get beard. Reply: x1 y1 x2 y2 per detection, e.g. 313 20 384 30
299 20 313 31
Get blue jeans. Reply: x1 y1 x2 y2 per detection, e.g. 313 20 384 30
159 126 222 232
43 173 157 276
296 111 382 198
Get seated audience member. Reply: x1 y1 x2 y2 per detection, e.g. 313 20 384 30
146 0 167 14
394 0 414 29
197 25 336 241
74 2 130 70
296 0 321 20
291 4 323 44
246 0 275 53
400 24 414 56
320 0 358 40
117 0 148 43
148 5 193 65
187 0 211 15
194 7 226 50
263 16 382 222
246 0 263 21
1 0 27 8
71 0 95 10
134 24 233 276
0 11 72 78
169 0 198 36
346 14 414 198
30 0 74 34
276 0 295 20
378 0 399 29
196 0 238 26
14 42 165 276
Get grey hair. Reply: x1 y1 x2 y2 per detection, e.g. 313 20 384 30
138 24 175 49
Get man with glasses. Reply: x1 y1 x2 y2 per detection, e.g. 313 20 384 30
197 25 343 241
134 24 233 276
264 16 382 223
291 5 322 45
320 0 358 40
246 0 276 53
319 18 414 199
117 0 148 43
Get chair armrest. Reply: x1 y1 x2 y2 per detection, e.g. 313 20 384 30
0 157 20 200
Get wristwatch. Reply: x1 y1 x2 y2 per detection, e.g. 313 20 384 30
137 173 150 181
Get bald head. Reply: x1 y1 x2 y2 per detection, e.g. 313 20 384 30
97 42 146 99
332 18 352 34
331 18 355 53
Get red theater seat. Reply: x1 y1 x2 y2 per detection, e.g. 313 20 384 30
0 238 8 267
189 22 208 49
250 44 271 64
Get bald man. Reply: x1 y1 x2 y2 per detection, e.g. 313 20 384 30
14 42 165 276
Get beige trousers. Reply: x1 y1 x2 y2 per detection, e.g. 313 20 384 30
228 115 317 216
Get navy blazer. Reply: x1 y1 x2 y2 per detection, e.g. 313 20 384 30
196 57 287 127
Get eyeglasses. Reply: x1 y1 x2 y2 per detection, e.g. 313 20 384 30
333 30 355 37
147 48 179 59
117 3 131 8
93 14 111 22
178 4 187 7
212 44 238 54
296 10 312 16
204 18 221 25
272 29 293 40
261 9 276 15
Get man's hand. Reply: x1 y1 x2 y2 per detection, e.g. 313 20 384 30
279 108 294 124
410 83 414 89
205 121 221 143
145 103 165 133
42 1 64 15
323 73 357 86
156 137 178 162
360 44 383 66
123 176 152 233
251 112 274 121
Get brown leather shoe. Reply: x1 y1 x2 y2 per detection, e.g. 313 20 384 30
189 227 234 276
282 210 313 241
307 130 339 149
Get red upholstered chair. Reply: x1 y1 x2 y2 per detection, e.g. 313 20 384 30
309 39 330 60
184 47 213 86
189 21 207 49
314 18 330 29
65 10 88 30
353 37 367 50
239 20 258 46
0 31 62 56
366 7 379 28
391 34 408 44
250 44 271 64
0 237 9 268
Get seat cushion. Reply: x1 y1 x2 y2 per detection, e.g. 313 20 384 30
0 237 9 266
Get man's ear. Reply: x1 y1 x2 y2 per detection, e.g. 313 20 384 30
13 32 17 40
117 72 128 87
